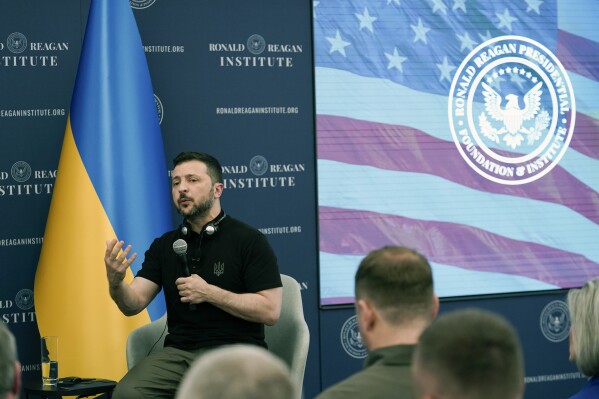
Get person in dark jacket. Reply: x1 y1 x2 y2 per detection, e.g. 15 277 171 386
317 246 438 399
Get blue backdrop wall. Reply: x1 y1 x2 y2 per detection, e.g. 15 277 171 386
0 1 591 398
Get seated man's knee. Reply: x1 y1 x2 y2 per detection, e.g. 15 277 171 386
112 377 146 399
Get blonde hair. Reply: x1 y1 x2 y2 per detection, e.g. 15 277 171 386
567 277 599 377
176 345 296 399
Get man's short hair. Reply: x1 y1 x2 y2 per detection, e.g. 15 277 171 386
412 309 524 399
568 277 599 377
173 152 223 184
355 246 434 325
176 344 296 399
0 323 18 397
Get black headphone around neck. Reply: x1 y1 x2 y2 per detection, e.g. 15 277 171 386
180 212 227 237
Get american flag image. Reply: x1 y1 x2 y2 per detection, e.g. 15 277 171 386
314 0 599 304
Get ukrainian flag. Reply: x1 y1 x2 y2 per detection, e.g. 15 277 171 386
34 0 171 380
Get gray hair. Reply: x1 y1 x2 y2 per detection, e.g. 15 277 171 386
0 323 18 397
176 345 296 399
567 277 599 377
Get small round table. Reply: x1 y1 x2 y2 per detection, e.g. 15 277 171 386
23 379 116 399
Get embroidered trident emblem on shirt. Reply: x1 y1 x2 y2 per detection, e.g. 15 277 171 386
214 262 224 276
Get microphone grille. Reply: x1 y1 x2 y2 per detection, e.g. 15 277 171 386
172 238 188 255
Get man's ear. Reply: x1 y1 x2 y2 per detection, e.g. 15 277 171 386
12 361 21 395
213 182 224 198
432 294 440 319
356 298 376 332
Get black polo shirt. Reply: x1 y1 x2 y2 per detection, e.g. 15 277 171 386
137 212 281 350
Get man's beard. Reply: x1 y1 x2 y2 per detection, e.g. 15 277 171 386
178 186 215 219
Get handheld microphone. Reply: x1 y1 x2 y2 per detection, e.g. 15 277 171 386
173 239 190 275
172 239 196 310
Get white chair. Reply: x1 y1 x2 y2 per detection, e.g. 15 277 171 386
125 312 167 370
125 274 310 398
265 274 310 398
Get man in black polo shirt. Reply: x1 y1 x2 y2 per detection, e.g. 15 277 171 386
104 152 282 399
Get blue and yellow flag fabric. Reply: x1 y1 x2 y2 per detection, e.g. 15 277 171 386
34 0 171 380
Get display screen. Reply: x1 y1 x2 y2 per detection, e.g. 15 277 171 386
314 0 599 305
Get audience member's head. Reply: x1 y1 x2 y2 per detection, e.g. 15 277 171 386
567 277 599 377
412 308 525 399
0 323 20 399
176 344 296 399
354 246 438 350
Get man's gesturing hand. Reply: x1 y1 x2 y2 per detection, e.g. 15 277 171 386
104 239 137 287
